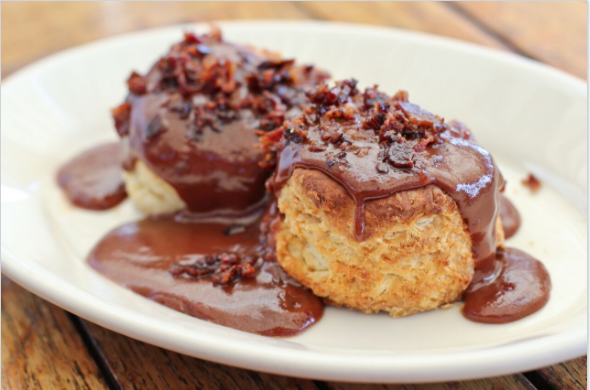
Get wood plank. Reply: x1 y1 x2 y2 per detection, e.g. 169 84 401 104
324 375 535 389
1 276 109 390
452 2 587 79
297 1 512 50
81 320 319 390
532 357 587 390
1 1 310 78
82 319 537 390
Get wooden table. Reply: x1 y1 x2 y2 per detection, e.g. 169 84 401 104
2 2 586 389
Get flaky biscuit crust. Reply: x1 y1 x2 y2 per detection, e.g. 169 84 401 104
276 168 502 317
123 160 186 215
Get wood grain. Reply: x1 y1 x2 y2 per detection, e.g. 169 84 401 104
324 375 535 390
0 1 309 78
81 320 318 390
1 276 108 390
81 319 536 390
533 357 587 390
452 1 587 79
297 1 512 50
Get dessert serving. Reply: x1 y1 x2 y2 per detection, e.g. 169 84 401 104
56 28 551 336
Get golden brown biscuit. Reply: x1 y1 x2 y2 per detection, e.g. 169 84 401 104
276 168 504 317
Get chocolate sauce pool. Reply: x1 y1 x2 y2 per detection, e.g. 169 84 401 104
88 216 323 336
463 248 550 323
57 143 127 210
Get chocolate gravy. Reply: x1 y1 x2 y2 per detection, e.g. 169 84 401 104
57 143 127 210
88 216 323 336
462 248 550 323
499 195 521 239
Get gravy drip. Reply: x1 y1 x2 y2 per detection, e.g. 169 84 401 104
268 81 504 263
499 195 521 239
462 248 551 323
88 215 324 336
57 143 127 210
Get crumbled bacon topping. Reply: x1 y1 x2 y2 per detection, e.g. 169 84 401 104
522 173 541 192
112 28 328 142
111 102 131 137
260 79 456 173
127 72 147 95
169 252 261 286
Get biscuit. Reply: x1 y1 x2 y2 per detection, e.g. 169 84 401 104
276 168 504 317
123 160 185 215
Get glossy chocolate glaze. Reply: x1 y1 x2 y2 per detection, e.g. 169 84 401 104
113 30 328 215
88 215 323 336
267 81 504 263
499 195 521 239
463 248 550 323
57 143 127 210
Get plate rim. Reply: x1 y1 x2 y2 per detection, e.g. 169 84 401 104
1 20 587 383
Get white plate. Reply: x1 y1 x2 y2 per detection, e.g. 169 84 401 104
1 21 587 383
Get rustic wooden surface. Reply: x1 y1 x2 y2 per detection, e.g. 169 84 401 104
1 278 108 390
1 2 587 389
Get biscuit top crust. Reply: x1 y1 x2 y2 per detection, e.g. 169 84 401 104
263 79 505 264
111 28 328 214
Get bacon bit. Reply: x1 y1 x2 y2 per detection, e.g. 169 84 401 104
363 86 389 109
363 112 386 131
259 111 285 131
522 174 541 192
258 59 296 70
413 136 434 153
308 145 326 153
330 132 343 145
246 62 294 92
391 90 409 102
166 93 194 120
127 72 147 95
308 79 358 108
111 102 131 137
395 102 431 126
387 143 414 168
239 262 256 278
184 31 203 44
325 105 357 121
284 127 306 144
448 120 472 140
259 126 284 145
